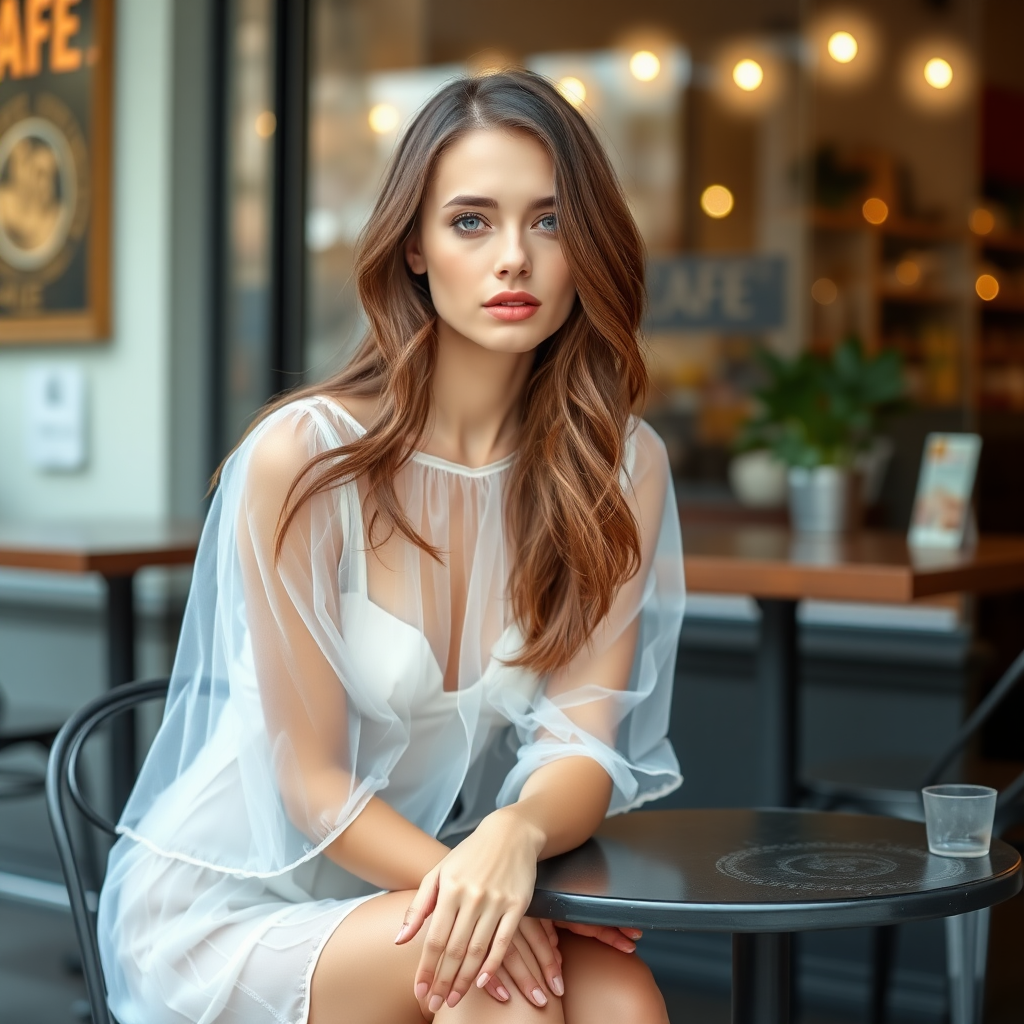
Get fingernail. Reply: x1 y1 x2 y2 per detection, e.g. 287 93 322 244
415 982 428 999
394 926 407 943
629 930 643 939
476 973 490 989
447 991 462 1008
532 987 548 1006
623 942 636 953
496 985 510 1001
428 994 443 1013
551 974 564 997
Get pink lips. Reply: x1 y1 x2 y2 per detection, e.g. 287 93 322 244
483 291 541 322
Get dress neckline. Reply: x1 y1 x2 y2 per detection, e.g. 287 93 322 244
317 397 516 478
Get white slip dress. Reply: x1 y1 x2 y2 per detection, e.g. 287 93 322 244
97 396 686 1024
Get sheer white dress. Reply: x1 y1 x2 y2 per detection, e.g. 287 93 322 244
97 396 686 1024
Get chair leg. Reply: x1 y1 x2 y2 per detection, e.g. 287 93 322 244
945 908 990 1024
868 925 896 1024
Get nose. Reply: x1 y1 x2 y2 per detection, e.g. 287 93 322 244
493 225 531 280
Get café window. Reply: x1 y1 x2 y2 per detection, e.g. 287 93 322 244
214 0 1024 532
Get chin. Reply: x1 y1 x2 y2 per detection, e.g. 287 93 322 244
468 329 550 355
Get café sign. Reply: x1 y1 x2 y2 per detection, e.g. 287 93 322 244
0 0 111 343
647 254 786 332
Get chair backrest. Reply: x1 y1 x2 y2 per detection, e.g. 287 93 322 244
45 678 170 1024
921 647 1024 835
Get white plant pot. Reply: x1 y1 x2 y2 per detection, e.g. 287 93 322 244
728 450 788 509
787 465 862 534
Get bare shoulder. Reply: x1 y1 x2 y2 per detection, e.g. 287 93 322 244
318 392 382 432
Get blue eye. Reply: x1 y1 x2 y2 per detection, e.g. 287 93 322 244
538 213 557 232
453 214 485 234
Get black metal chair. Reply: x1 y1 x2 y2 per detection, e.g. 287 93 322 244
46 678 170 1024
801 648 1024 1024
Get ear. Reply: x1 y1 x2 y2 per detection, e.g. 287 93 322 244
404 227 428 275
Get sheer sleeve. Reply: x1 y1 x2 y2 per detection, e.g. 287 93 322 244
234 409 405 846
115 400 408 876
491 419 686 815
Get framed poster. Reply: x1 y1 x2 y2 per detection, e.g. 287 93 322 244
908 433 982 550
0 0 111 344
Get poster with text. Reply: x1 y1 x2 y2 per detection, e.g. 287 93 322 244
0 0 111 343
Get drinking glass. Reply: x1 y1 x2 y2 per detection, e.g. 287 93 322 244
922 784 997 858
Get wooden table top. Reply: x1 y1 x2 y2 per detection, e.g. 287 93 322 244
0 520 201 576
682 525 1024 603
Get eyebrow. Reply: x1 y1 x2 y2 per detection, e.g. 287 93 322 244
441 194 556 211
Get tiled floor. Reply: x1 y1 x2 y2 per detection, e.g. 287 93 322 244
0 898 856 1024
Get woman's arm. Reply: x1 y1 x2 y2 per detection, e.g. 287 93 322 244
323 791 448 890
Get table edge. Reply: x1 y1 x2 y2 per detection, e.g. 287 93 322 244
529 859 1022 932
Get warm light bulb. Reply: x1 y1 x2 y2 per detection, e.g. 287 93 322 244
811 278 838 305
254 111 276 138
862 197 889 225
732 59 764 92
976 274 999 301
895 260 920 286
924 57 953 90
629 50 661 82
827 31 858 64
700 184 734 219
557 76 587 107
368 102 400 134
969 208 995 235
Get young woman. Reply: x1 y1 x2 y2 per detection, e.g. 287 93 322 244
98 70 685 1024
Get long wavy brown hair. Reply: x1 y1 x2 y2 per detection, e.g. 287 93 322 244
224 69 649 674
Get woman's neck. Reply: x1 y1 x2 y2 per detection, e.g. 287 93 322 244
423 320 534 468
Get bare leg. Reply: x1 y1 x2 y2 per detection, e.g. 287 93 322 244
558 931 670 1024
310 891 564 1024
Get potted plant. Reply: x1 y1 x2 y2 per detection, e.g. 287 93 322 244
735 338 904 532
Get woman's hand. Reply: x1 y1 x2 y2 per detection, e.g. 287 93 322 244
555 920 642 953
395 808 562 1013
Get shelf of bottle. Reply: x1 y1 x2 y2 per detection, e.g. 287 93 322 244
976 232 1024 254
809 208 962 242
876 284 962 304
978 293 1024 313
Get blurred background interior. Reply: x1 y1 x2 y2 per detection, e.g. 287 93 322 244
1 0 1023 1021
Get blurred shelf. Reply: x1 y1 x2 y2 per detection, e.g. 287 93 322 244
877 285 962 304
810 208 961 242
979 293 1024 313
977 232 1024 254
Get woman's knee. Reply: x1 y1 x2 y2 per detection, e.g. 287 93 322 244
437 982 564 1024
559 933 668 1024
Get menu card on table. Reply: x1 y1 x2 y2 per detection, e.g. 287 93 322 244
908 433 982 549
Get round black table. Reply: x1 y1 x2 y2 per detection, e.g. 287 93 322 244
528 809 1022 1024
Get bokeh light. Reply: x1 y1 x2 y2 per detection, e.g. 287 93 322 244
629 50 661 82
862 197 889 225
701 184 734 219
811 278 838 305
368 103 400 134
732 59 764 92
254 111 276 138
809 11 879 88
924 57 953 90
557 76 587 107
969 208 995 235
895 260 920 286
901 39 974 113
827 31 858 64
976 274 1000 301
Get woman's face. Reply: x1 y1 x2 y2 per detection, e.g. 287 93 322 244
405 128 577 354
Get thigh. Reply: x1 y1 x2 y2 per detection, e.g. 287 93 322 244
557 931 669 1024
309 890 426 1024
310 891 566 1024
